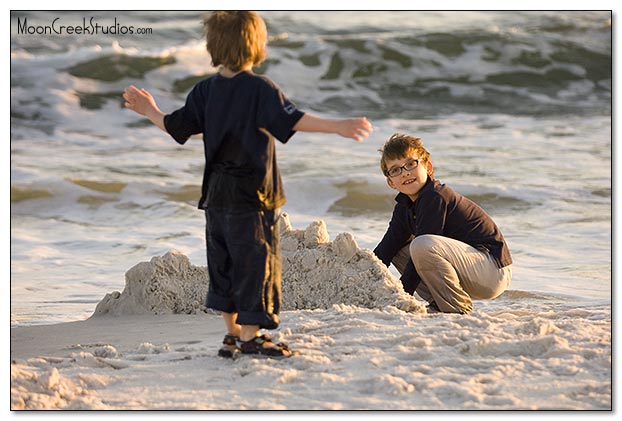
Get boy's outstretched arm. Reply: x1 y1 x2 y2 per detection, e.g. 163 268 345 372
123 85 166 132
293 113 373 142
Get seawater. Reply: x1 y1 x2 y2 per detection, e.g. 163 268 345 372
10 11 612 325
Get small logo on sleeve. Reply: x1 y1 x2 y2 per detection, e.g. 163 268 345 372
283 104 297 115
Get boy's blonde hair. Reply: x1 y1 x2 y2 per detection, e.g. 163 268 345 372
380 133 434 178
203 11 267 72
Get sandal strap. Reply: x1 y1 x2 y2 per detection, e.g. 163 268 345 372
239 335 290 356
218 334 241 359
256 334 289 350
222 334 239 346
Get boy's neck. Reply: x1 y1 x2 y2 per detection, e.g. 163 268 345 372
219 65 253 78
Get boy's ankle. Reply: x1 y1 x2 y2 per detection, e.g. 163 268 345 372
240 333 259 342
239 325 260 342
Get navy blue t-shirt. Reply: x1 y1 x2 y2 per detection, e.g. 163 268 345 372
163 71 304 210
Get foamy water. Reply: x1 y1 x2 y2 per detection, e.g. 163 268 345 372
10 11 611 325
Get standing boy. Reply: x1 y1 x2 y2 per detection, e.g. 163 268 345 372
123 11 372 358
374 134 512 314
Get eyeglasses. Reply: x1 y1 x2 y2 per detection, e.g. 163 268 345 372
386 159 419 178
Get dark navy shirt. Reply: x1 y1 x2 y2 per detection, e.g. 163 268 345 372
163 71 304 210
374 178 512 294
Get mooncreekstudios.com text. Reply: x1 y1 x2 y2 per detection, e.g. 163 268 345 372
15 16 153 35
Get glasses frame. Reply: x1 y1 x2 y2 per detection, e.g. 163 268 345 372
386 159 420 178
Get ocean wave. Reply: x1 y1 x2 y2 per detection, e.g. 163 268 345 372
10 11 610 125
498 290 552 300
11 186 54 203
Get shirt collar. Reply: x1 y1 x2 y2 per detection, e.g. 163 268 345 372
394 178 437 205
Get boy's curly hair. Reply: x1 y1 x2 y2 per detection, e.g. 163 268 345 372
203 11 267 72
379 133 434 178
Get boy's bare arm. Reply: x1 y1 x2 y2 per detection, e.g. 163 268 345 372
293 113 373 142
123 85 166 132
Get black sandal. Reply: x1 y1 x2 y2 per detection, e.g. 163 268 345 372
239 334 293 358
218 333 241 359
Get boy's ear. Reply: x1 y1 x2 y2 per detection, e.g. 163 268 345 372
426 160 433 177
387 177 397 190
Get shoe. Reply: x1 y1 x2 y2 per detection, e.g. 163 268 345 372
426 301 441 313
239 334 293 358
218 333 240 359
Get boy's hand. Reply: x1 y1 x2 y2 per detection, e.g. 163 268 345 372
123 85 159 116
292 113 373 142
338 117 373 142
123 85 166 131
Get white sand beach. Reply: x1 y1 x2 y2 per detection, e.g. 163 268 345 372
9 302 611 411
10 218 612 410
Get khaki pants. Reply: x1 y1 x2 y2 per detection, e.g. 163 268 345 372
392 235 512 314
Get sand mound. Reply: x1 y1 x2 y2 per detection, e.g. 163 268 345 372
279 215 424 312
92 214 425 317
92 252 209 316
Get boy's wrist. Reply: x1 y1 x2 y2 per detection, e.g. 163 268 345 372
146 108 166 131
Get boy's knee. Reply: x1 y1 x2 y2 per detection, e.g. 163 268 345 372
409 235 437 258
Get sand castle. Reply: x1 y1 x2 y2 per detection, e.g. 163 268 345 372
92 214 425 316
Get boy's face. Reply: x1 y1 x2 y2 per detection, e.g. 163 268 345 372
385 151 431 201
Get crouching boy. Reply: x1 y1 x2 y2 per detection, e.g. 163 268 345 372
373 134 512 314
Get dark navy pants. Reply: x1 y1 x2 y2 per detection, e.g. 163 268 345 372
205 208 281 329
